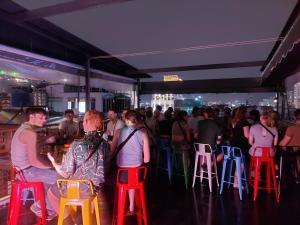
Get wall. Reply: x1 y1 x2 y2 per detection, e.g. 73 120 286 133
46 76 134 113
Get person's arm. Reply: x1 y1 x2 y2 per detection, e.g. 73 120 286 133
216 125 222 145
22 130 51 169
185 123 191 142
47 153 69 178
111 129 121 153
142 131 150 163
279 126 292 150
58 122 66 138
248 127 254 145
273 128 279 147
279 135 291 147
243 126 250 139
73 122 80 138
48 141 78 178
216 135 222 145
273 136 278 147
194 132 199 140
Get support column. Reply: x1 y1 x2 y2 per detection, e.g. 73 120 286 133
276 91 279 113
281 92 286 120
137 78 140 108
85 57 91 111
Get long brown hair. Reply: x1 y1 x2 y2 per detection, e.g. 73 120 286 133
232 107 246 125
125 110 141 125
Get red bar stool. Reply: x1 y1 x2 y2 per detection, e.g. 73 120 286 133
112 166 148 225
7 167 47 225
249 147 279 202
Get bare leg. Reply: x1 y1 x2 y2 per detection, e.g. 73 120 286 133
128 189 135 212
47 189 70 219
297 156 300 178
234 163 244 187
216 152 224 163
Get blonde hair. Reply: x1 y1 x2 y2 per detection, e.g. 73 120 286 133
260 110 277 127
85 110 103 130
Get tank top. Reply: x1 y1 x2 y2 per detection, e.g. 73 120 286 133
116 126 144 167
11 123 32 169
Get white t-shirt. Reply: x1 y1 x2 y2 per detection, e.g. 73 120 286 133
58 120 79 138
106 119 125 136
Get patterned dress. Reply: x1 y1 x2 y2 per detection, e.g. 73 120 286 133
60 131 107 190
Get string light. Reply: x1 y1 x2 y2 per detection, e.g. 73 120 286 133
96 37 285 59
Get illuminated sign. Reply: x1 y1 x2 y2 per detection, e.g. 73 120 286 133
164 75 182 82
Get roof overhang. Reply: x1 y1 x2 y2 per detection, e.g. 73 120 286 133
261 2 300 86
140 78 276 94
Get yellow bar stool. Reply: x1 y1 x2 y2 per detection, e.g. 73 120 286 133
56 179 101 225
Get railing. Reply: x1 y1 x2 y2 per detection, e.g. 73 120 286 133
0 128 16 154
0 156 11 207
0 128 15 206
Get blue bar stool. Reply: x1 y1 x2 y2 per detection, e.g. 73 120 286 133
156 139 172 183
219 146 249 200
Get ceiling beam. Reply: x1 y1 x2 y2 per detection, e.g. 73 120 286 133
140 78 276 94
127 61 265 75
5 0 133 23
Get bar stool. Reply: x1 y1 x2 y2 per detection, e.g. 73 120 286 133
7 167 47 225
56 179 101 225
192 143 219 192
156 139 172 183
113 166 147 225
249 147 279 202
172 143 189 189
219 146 249 200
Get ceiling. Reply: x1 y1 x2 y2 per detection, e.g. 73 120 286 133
0 0 299 93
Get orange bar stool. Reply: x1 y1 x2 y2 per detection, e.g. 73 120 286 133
56 179 101 225
7 167 47 225
113 166 148 225
249 147 279 202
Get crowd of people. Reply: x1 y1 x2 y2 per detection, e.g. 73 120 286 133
9 105 300 221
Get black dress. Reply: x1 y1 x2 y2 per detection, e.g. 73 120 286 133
230 120 250 161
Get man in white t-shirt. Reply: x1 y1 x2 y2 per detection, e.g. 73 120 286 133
106 109 124 151
58 109 79 141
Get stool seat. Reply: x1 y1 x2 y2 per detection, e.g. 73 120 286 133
113 166 148 225
7 168 46 225
56 179 101 225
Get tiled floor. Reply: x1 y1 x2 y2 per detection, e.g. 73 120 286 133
1 171 300 225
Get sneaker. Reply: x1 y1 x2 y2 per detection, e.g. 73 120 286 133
233 184 245 190
30 203 57 221
125 208 135 216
